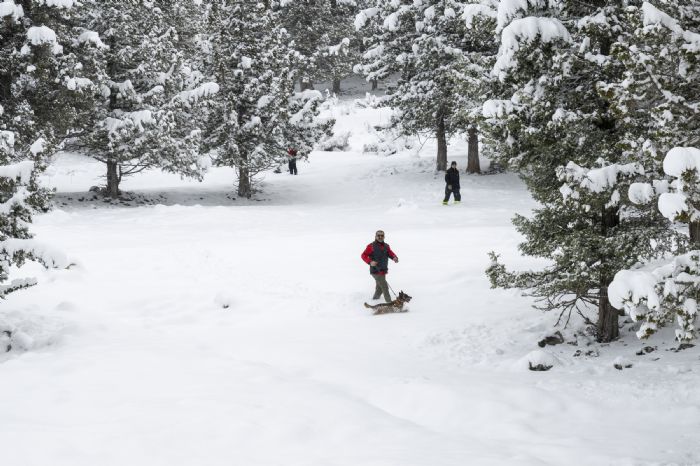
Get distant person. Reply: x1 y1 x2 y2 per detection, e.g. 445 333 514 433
361 230 399 303
287 148 298 175
443 161 461 205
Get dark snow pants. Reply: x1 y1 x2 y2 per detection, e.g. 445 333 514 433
443 186 461 203
372 273 392 303
289 159 298 175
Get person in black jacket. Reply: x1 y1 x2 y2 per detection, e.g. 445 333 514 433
443 161 461 205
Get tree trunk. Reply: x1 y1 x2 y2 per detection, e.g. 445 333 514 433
436 106 447 171
332 78 341 94
597 285 619 342
237 164 252 199
597 206 620 342
106 160 120 199
371 79 378 91
466 126 480 174
690 221 700 248
0 69 10 104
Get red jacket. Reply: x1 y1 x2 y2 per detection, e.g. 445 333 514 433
361 241 397 275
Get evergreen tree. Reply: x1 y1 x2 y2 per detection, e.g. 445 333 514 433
0 1 74 300
611 147 700 343
202 1 332 198
70 0 212 198
325 0 359 93
356 0 475 171
484 1 676 342
608 2 700 343
454 0 500 174
278 0 358 92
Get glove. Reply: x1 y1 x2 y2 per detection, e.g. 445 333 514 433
370 261 377 266
447 185 452 190
393 257 399 263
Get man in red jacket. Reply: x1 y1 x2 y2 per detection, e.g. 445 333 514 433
361 230 399 303
287 148 298 175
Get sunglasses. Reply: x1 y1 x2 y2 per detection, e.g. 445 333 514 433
376 234 385 237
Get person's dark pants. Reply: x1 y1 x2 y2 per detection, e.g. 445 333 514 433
289 160 297 175
371 273 392 303
443 186 461 203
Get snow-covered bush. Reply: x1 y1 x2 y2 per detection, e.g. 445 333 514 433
362 139 398 157
316 132 350 152
355 93 387 109
361 128 413 157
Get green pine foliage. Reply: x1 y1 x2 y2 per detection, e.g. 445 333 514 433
607 2 700 342
202 1 333 198
483 1 677 341
278 0 358 91
0 0 75 299
69 0 211 198
357 0 479 170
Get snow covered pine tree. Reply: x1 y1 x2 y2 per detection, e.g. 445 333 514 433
356 0 472 171
0 0 73 303
484 1 676 342
279 0 358 93
611 148 700 343
202 1 332 198
69 0 215 198
604 2 700 345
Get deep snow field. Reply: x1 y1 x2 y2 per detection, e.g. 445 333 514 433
1 83 699 466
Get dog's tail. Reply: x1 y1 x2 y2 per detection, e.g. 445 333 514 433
364 302 372 309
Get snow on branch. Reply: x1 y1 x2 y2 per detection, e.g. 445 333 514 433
495 0 560 33
462 3 496 29
175 82 220 106
105 110 156 134
558 160 643 208
610 252 700 342
0 160 35 184
0 130 15 154
327 38 350 56
0 277 38 298
37 0 76 8
663 147 700 178
77 31 107 48
1 238 69 269
0 1 24 21
492 17 570 81
289 90 323 125
25 25 58 48
657 147 700 222
628 182 656 205
355 7 379 30
482 99 515 118
642 2 700 51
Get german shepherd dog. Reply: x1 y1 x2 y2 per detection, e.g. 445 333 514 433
364 291 412 315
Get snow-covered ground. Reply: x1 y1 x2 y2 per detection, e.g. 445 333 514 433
1 88 699 466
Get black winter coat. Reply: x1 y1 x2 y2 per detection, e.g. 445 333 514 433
445 168 460 189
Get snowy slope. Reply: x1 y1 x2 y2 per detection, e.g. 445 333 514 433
1 92 699 466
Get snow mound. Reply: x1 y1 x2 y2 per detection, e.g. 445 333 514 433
519 349 560 371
